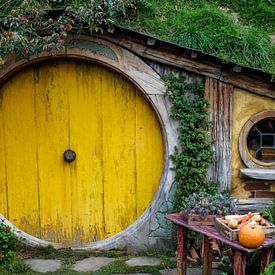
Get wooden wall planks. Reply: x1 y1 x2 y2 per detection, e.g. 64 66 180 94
205 77 233 191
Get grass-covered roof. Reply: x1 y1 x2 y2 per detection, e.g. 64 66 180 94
1 0 275 74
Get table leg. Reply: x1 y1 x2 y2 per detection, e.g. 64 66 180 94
202 236 212 275
234 250 247 275
177 226 188 275
260 247 273 273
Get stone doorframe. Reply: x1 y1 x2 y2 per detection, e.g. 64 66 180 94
0 35 178 251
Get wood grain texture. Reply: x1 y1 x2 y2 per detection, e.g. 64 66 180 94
260 247 273 273
2 68 40 238
34 61 72 244
0 90 7 218
93 32 275 98
237 199 273 212
0 59 164 246
240 168 275 180
202 236 212 275
68 62 104 244
177 226 187 275
234 251 247 275
205 77 233 191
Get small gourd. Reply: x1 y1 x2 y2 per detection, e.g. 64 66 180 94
238 224 265 248
228 219 238 229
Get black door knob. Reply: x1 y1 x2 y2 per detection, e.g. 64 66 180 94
63 149 76 163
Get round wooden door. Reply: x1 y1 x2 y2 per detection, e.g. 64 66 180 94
0 59 164 246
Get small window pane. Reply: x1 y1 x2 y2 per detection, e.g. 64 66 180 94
247 119 275 163
262 135 274 147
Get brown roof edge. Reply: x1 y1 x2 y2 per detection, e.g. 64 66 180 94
114 25 274 83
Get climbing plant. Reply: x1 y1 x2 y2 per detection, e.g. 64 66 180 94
165 75 218 211
0 0 136 64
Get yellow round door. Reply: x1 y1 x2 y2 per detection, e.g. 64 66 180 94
0 59 164 246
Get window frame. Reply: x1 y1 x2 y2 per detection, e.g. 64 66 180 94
239 110 275 168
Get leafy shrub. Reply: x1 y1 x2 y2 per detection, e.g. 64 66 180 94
0 221 19 264
165 75 218 211
0 0 136 62
261 261 275 275
182 192 238 217
262 199 275 224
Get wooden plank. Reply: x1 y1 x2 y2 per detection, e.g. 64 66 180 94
203 236 212 275
34 60 72 245
260 247 273 273
234 251 247 275
237 198 273 212
205 78 233 191
102 69 137 238
177 226 188 275
136 92 164 215
67 61 105 244
0 89 7 218
2 67 40 237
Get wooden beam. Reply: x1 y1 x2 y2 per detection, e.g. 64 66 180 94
205 78 233 191
234 251 247 275
202 236 213 275
177 226 188 275
95 32 275 98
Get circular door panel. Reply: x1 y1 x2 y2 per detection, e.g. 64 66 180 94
0 60 164 246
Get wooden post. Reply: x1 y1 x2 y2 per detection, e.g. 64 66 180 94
205 78 233 191
177 226 188 275
234 251 247 275
202 236 212 275
260 247 273 273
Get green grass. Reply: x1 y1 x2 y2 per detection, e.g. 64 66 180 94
120 0 275 73
1 0 274 72
0 245 176 274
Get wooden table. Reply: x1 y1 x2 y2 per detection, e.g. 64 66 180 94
166 213 275 275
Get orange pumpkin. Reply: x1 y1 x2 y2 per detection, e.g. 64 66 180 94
238 224 265 248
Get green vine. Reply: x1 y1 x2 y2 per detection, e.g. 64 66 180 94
0 0 136 64
165 75 218 211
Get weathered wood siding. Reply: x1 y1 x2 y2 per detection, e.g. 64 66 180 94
0 59 164 246
205 77 233 191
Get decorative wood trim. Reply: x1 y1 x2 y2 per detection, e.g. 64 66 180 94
205 77 233 191
239 110 275 169
94 31 275 98
240 168 275 180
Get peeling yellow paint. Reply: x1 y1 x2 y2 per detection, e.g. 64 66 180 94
232 88 275 198
0 60 164 246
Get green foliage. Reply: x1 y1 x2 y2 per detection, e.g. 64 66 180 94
0 0 135 62
262 199 275 224
165 75 218 211
182 192 237 216
0 222 19 264
0 259 31 274
1 0 274 72
261 261 275 275
120 0 275 73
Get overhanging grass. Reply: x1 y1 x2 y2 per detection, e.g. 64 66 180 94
1 0 275 73
120 1 275 73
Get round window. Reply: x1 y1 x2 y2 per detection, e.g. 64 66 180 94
239 110 275 168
